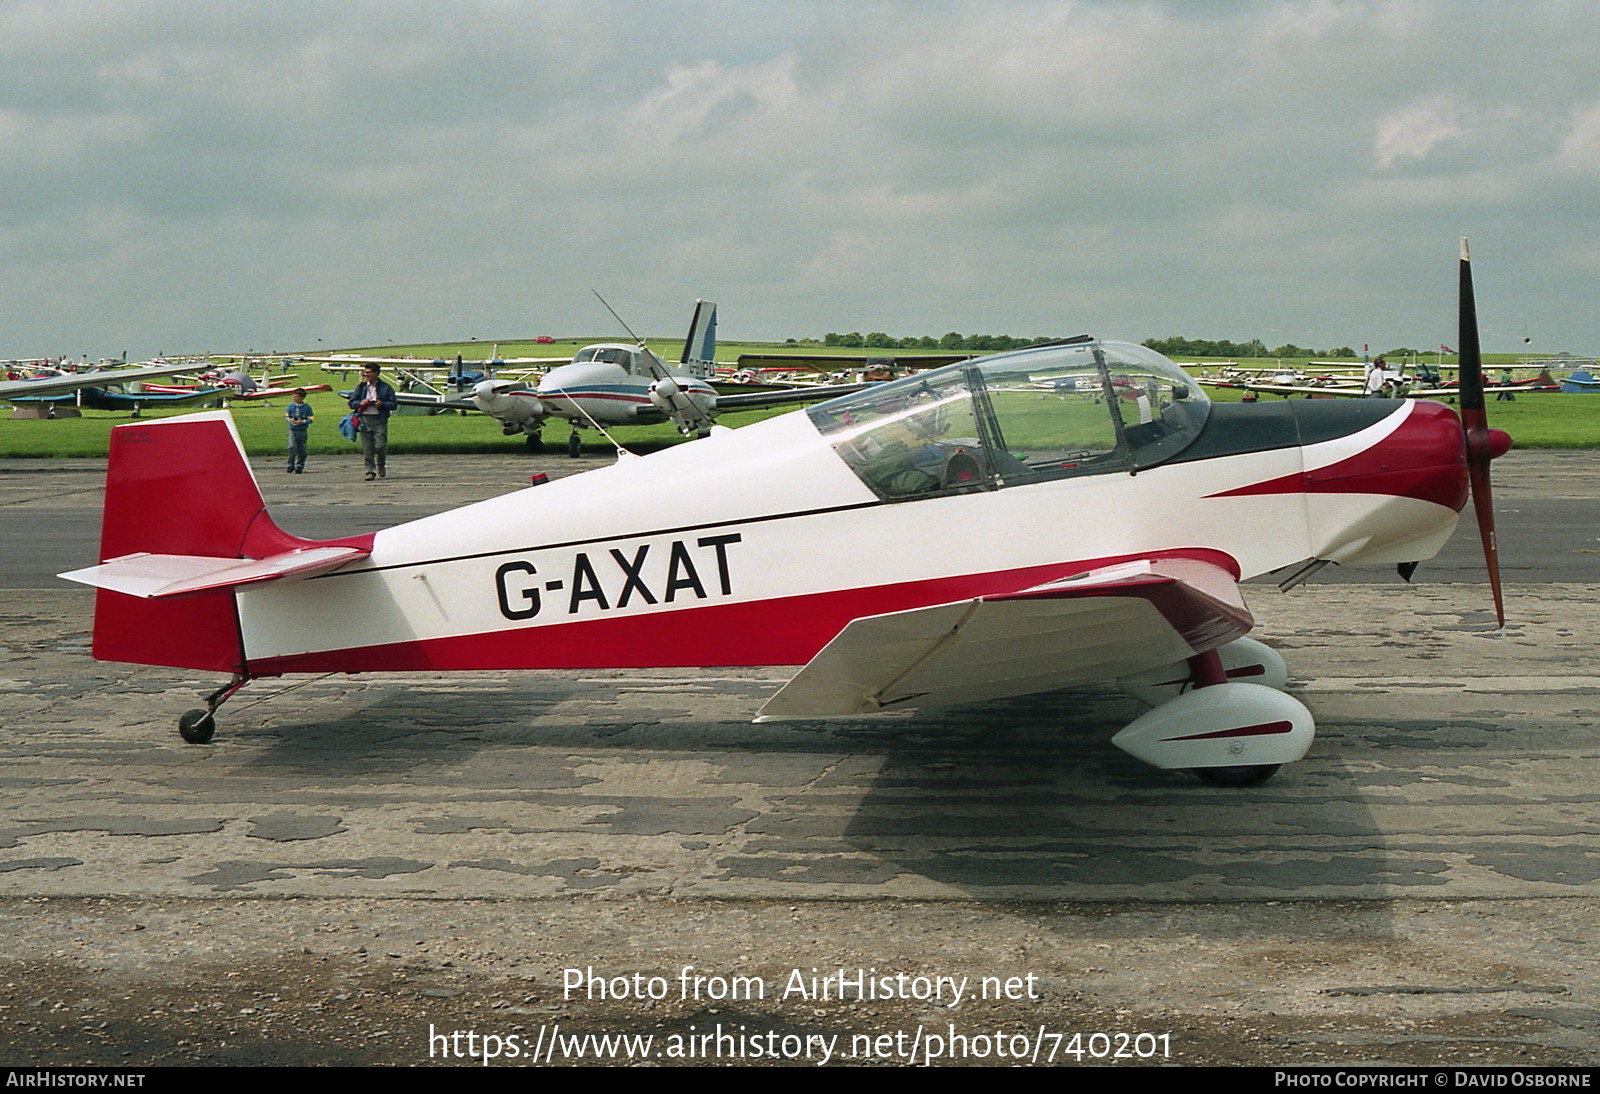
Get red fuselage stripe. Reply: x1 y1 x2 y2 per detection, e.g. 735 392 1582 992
1206 401 1469 511
247 547 1241 674
1163 720 1294 742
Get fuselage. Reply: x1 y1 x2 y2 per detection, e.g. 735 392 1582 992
475 344 718 430
238 341 1470 676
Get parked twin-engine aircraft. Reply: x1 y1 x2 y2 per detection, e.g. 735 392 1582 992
470 300 875 456
61 244 1510 787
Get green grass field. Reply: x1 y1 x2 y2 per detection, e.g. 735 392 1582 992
3 345 1594 458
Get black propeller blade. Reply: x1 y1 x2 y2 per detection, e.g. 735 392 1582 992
1458 238 1506 627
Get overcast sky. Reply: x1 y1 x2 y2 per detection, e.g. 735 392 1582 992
3 0 1597 361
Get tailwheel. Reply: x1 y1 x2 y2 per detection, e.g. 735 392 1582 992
1192 764 1280 788
178 709 216 744
176 673 252 744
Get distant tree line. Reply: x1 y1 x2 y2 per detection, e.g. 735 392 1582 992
1141 336 1360 359
800 332 1058 352
795 331 1376 357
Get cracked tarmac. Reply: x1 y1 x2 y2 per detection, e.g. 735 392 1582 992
0 448 1597 1066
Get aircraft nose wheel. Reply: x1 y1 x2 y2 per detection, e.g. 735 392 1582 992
178 709 217 744
567 432 582 458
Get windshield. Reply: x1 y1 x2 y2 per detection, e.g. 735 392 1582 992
573 346 636 369
807 339 1210 500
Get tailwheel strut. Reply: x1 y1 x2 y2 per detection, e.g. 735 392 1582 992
178 673 253 744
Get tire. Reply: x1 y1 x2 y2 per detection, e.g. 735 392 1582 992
178 709 216 744
1192 764 1279 788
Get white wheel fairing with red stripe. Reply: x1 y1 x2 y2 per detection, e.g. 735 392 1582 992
62 337 1481 778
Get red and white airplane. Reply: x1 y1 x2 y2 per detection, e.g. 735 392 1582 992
60 244 1509 787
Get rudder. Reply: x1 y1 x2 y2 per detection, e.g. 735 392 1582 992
92 412 269 672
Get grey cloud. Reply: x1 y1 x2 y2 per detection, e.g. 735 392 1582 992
0 0 1597 358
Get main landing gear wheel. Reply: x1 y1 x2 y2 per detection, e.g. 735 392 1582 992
567 432 582 458
178 708 216 744
1192 764 1279 788
524 432 543 452
1110 681 1314 782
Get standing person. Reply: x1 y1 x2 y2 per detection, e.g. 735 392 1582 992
285 388 313 473
1364 355 1391 397
348 366 397 480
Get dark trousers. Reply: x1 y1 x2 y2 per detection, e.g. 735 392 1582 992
359 417 388 472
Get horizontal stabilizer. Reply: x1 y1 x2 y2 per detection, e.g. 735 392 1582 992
757 555 1249 719
60 545 368 600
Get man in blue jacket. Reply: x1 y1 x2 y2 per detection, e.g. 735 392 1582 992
348 366 398 480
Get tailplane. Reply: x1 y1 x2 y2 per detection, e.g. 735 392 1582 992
62 412 370 672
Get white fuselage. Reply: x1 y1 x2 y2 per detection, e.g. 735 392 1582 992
236 399 1460 674
473 347 717 432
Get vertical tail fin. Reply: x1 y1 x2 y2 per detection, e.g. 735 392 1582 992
679 299 718 378
86 411 356 672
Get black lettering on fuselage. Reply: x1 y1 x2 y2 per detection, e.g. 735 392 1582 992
610 545 659 607
696 534 741 596
491 533 744 621
494 560 541 620
568 553 610 612
663 541 705 602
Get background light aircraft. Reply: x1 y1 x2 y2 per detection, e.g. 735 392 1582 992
1201 363 1556 400
138 368 332 402
61 243 1510 788
1559 368 1600 393
470 300 875 456
0 361 228 415
733 351 976 381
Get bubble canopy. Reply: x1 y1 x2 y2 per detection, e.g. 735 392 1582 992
806 339 1212 501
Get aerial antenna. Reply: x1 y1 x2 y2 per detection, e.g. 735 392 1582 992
570 401 638 461
592 290 645 346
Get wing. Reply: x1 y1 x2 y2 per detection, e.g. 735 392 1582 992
1196 378 1363 396
389 378 526 412
391 391 482 411
0 362 208 401
757 556 1250 719
735 353 973 372
713 381 878 411
230 383 333 400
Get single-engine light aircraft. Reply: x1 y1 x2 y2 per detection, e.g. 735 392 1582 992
61 244 1510 786
470 300 875 456
138 369 333 402
1 360 230 415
